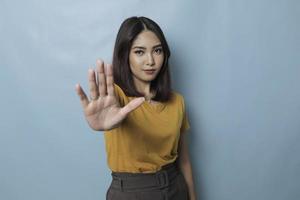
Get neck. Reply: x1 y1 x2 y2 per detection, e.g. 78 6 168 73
132 77 153 100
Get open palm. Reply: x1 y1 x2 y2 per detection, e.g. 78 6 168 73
75 59 145 131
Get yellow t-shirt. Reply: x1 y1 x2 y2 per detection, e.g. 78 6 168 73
104 83 191 173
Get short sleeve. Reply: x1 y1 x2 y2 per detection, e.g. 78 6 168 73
180 95 191 134
113 83 125 107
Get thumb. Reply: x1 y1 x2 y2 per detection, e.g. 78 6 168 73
119 97 145 116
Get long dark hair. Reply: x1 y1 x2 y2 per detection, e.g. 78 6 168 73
112 16 172 102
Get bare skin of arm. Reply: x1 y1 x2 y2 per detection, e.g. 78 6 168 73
178 132 197 200
75 59 145 131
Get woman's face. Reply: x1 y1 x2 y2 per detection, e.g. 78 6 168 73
129 30 164 84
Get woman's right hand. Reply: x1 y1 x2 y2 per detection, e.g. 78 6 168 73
75 59 145 131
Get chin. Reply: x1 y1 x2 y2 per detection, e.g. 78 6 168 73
143 77 157 82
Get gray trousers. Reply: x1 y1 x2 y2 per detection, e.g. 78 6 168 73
106 160 189 200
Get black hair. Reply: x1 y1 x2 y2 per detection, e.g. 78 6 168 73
112 16 172 102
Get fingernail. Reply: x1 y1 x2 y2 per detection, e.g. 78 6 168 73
75 84 80 90
96 59 103 64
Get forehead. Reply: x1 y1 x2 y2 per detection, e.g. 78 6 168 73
132 31 161 47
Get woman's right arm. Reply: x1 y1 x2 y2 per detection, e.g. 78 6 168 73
75 59 145 131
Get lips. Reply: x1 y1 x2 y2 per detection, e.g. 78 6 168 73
143 69 156 71
143 69 156 75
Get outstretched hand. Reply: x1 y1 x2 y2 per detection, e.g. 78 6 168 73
75 59 145 131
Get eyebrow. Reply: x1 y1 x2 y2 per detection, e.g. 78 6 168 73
132 44 162 49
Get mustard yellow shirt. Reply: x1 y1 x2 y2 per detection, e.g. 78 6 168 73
104 83 191 173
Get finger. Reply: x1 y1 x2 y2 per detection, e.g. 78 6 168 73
88 68 99 100
105 63 115 97
119 97 145 116
96 59 107 97
75 83 89 108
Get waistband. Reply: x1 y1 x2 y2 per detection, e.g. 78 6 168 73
110 160 180 191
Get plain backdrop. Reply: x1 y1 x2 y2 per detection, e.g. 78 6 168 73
1 0 299 200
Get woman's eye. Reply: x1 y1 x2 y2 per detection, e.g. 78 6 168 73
134 50 144 55
154 48 163 54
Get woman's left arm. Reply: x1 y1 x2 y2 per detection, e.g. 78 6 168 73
178 132 197 200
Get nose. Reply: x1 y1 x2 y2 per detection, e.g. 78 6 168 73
146 53 155 66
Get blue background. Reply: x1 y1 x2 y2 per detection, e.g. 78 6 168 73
1 0 299 199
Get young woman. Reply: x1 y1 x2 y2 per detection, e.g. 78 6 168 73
75 16 197 200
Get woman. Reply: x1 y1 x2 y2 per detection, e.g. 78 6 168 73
75 16 197 200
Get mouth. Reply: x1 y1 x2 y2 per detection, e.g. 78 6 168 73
143 69 156 75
